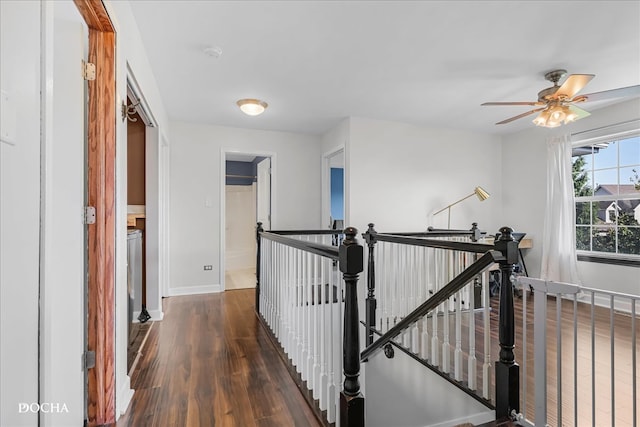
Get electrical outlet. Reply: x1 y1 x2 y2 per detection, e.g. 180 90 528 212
204 265 213 271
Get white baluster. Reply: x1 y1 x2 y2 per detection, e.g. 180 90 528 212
454 288 463 381
482 270 492 401
431 249 440 366
468 272 477 391
319 257 328 411
312 254 321 399
421 246 430 361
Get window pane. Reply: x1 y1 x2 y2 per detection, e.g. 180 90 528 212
618 198 640 226
593 141 617 170
594 199 618 225
576 202 592 225
576 226 590 251
618 227 640 255
592 226 616 253
572 155 593 196
594 169 618 195
620 166 640 194
619 136 640 167
573 133 640 257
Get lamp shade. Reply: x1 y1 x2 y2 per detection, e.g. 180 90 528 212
474 186 490 201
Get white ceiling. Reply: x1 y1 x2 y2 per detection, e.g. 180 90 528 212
128 1 640 136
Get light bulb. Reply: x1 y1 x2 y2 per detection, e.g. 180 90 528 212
550 106 566 122
564 106 578 123
533 109 551 127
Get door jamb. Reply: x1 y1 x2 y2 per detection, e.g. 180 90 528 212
72 1 116 425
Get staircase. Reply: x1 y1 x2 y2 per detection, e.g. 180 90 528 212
256 223 522 427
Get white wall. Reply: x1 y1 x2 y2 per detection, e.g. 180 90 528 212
347 117 504 235
0 1 41 425
168 121 322 295
502 98 640 295
365 350 494 427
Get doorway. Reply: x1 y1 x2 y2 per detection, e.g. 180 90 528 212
223 153 271 290
323 148 345 231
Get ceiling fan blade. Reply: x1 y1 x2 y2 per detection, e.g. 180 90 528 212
482 101 542 106
579 85 640 102
568 104 591 121
554 74 595 99
495 108 545 125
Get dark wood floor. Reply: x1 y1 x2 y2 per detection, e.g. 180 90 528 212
116 286 638 427
426 291 639 427
127 321 153 373
116 289 322 427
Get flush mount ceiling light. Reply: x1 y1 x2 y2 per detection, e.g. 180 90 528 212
237 98 268 116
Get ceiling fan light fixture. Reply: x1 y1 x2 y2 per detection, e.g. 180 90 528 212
484 68 640 128
563 106 579 124
237 98 268 116
549 105 566 122
533 109 550 126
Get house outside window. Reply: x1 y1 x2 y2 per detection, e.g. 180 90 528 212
573 131 640 258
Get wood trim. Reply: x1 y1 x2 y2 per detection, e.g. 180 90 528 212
74 0 114 32
74 1 116 425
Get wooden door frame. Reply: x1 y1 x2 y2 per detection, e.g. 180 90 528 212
72 1 116 425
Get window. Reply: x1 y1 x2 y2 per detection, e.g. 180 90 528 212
573 132 640 258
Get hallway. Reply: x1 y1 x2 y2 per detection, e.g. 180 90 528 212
116 289 322 426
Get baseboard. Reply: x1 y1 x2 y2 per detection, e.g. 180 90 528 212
132 309 164 323
427 411 495 427
116 375 135 416
167 284 222 296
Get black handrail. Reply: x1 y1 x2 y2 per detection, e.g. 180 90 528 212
375 233 494 253
385 222 485 241
268 229 344 236
259 230 340 260
360 250 500 360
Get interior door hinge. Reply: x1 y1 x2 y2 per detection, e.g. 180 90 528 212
82 60 96 81
83 351 96 370
84 206 96 224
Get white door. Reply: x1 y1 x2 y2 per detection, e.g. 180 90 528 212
256 157 271 230
44 2 88 425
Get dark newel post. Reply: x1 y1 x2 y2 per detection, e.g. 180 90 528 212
340 227 365 427
470 222 480 242
495 226 520 420
255 222 264 313
363 223 378 347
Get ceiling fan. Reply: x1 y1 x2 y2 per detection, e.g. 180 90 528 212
481 69 640 128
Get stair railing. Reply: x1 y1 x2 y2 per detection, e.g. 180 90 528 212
256 223 364 427
361 224 521 421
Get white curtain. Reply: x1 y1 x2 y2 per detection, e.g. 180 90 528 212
540 135 581 284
